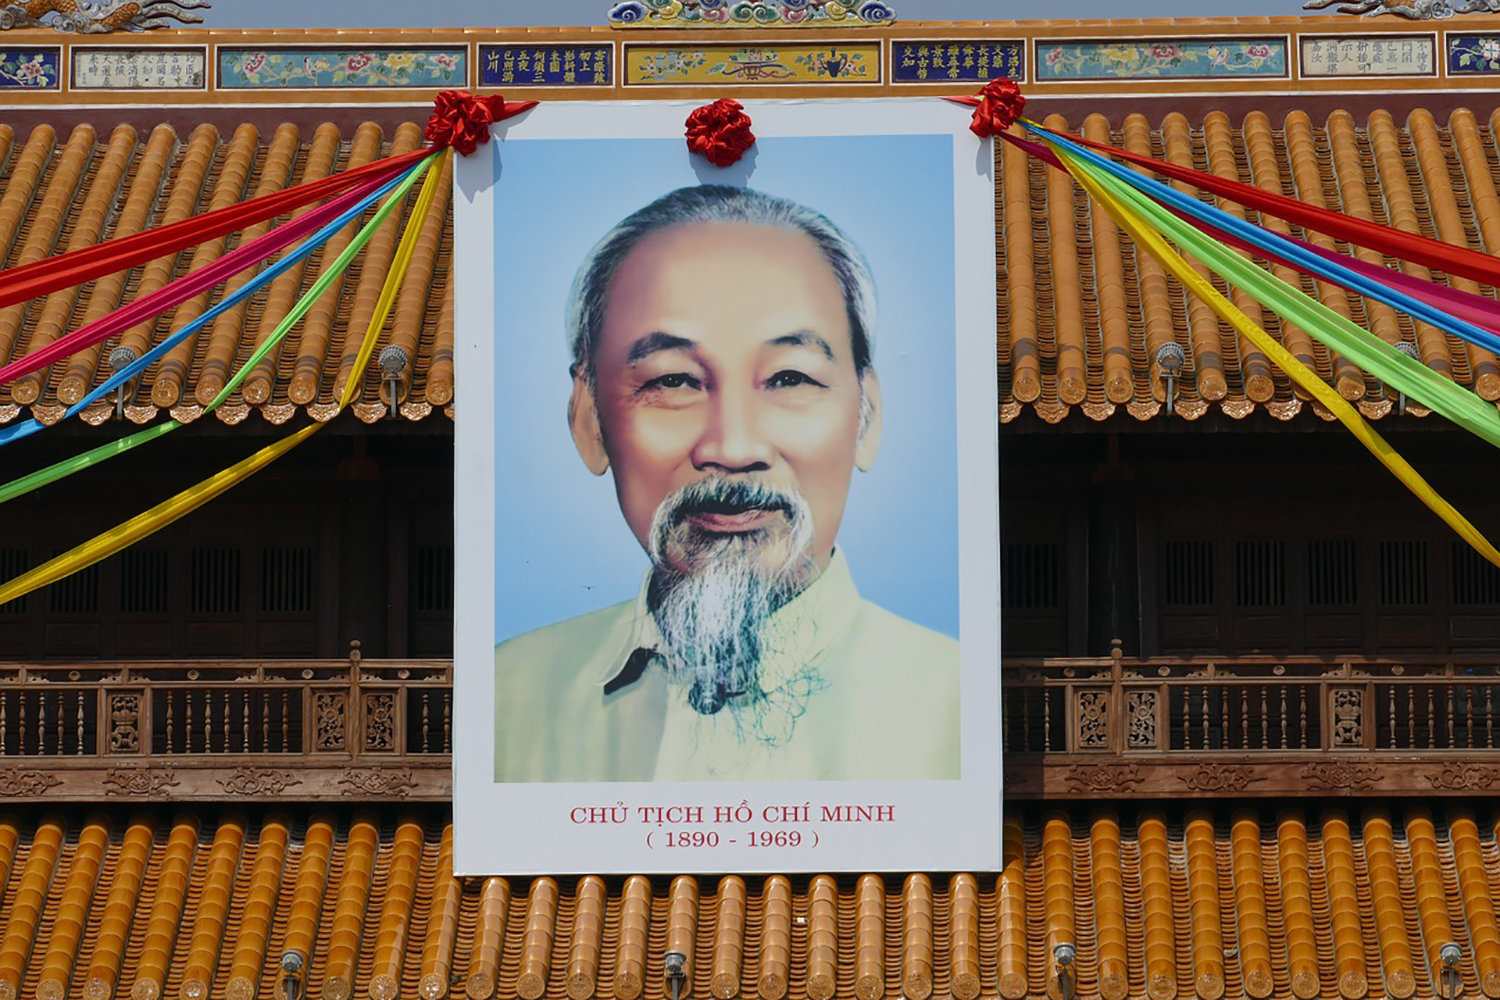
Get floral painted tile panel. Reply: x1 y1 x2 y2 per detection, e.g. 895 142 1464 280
1035 37 1288 80
892 40 1023 83
624 41 880 84
1448 34 1500 74
219 47 467 89
0 48 60 89
479 44 612 86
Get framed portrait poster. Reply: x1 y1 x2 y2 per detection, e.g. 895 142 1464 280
453 99 1000 875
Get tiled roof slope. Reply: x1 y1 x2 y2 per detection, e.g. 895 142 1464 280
2 107 1500 427
0 120 454 429
1 806 1499 1000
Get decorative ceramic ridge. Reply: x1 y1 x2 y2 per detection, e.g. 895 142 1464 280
1303 0 1498 18
0 0 209 33
609 0 895 29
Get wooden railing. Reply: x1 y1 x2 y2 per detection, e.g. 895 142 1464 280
0 643 451 801
3 643 1495 801
1003 643 1500 799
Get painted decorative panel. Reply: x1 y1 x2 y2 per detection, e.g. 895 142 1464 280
479 44 612 86
891 40 1023 83
72 47 206 89
1299 34 1435 77
1448 33 1500 74
0 48 60 89
608 0 896 28
624 41 879 84
1035 37 1289 80
218 47 467 89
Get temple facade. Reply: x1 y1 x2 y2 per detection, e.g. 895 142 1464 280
0 10 1497 1000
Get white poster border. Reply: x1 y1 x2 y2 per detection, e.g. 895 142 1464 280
453 99 999 876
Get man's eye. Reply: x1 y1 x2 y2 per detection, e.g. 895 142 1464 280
767 370 824 389
641 373 701 391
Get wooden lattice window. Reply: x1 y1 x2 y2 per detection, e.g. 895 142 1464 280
1307 539 1359 606
1164 540 1215 606
1002 542 1059 610
414 545 454 613
190 547 241 614
0 550 26 614
1235 541 1286 607
1379 540 1429 606
261 546 314 613
1452 541 1500 606
49 554 97 614
119 549 169 614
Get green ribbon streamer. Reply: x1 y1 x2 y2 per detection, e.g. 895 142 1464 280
0 154 435 506
1049 138 1500 450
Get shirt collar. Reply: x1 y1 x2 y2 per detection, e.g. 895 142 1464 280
597 549 862 692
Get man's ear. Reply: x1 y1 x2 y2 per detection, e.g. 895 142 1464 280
855 368 883 472
568 373 610 476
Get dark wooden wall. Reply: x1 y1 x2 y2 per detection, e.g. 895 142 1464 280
1 416 1496 662
0 422 454 661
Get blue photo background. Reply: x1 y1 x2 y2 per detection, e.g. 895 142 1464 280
493 132 959 640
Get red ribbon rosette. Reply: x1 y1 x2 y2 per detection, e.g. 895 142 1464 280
685 98 756 168
425 90 537 156
947 77 1027 138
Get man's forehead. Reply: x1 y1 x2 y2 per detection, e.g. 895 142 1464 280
614 220 831 275
599 222 851 346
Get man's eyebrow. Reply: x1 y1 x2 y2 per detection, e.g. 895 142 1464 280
768 331 835 361
625 332 697 365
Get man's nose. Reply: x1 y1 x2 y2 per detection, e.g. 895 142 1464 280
691 387 773 473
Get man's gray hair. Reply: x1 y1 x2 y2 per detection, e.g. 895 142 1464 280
566 185 876 381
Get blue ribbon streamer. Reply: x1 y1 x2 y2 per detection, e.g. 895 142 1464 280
1024 122 1500 360
0 164 417 448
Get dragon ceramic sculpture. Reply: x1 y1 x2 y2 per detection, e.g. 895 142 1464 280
1303 0 1500 18
609 0 896 28
0 0 208 32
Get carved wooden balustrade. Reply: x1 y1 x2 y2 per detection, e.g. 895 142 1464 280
7 643 1496 802
0 645 451 801
1004 644 1500 799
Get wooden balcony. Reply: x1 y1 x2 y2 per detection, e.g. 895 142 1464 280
1005 641 1500 798
3 643 1496 802
0 643 450 801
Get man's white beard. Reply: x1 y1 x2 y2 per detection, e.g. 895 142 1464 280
646 477 818 730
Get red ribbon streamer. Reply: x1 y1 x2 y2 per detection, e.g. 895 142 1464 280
1040 125 1500 290
0 148 433 317
0 169 394 386
686 99 756 167
424 90 536 156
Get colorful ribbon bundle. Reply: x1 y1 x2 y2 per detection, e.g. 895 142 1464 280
0 152 446 605
954 83 1500 568
0 90 536 606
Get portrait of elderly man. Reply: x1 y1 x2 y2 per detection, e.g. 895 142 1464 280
493 184 959 784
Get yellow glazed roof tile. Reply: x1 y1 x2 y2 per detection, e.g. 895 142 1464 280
2 807 1500 1000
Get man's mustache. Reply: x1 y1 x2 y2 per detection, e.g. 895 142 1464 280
647 477 813 572
661 478 794 525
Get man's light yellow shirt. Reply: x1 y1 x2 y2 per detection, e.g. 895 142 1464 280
494 551 960 783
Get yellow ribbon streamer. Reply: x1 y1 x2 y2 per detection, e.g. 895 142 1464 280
0 150 449 608
1049 139 1500 569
